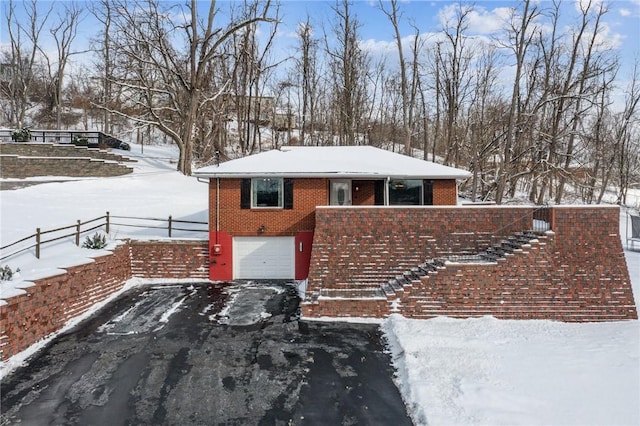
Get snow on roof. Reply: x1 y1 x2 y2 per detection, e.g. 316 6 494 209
194 146 471 179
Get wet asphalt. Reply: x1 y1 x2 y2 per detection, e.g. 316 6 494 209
0 281 413 425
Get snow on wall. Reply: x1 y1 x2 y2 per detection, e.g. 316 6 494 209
0 240 208 361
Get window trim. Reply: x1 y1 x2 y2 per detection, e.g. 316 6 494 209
251 177 284 209
388 179 424 206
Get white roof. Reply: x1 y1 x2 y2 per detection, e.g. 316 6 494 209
194 146 471 179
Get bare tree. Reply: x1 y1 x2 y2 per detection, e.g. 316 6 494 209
89 0 117 134
553 0 617 203
424 41 444 162
435 3 474 167
466 46 504 202
231 1 280 155
494 0 540 203
326 0 370 146
103 0 274 175
38 2 86 129
295 17 322 146
1 0 53 128
379 0 416 154
609 63 640 204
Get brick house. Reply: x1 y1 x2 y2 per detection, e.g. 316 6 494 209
194 146 470 281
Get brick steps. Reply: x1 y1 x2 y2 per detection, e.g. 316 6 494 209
303 206 637 322
309 231 554 315
381 232 543 299
319 288 384 298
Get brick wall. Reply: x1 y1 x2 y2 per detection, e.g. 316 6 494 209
0 142 135 163
0 244 131 359
0 142 134 178
302 206 637 322
129 240 209 279
306 206 532 298
210 178 327 236
0 240 208 361
0 155 133 178
433 180 458 205
303 297 389 318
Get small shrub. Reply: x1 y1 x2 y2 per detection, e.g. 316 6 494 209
0 265 20 281
11 128 31 142
71 136 89 146
82 232 107 249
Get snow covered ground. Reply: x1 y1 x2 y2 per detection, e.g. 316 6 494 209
0 143 208 296
1 143 638 425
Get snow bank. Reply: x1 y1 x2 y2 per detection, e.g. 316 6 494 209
382 314 639 426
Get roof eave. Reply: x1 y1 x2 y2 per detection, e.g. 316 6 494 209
192 171 471 180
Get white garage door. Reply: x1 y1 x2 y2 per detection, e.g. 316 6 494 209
233 237 295 279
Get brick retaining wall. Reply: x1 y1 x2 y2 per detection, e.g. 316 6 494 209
305 206 533 303
0 155 133 178
0 240 208 360
0 142 135 163
0 142 135 178
129 240 209 279
302 206 637 322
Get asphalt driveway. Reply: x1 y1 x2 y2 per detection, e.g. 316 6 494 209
0 281 413 425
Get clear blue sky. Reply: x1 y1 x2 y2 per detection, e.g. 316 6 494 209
274 0 639 74
1 1 639 86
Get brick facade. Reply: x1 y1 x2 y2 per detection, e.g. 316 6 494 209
302 206 637 322
433 180 458 205
209 178 327 236
208 178 460 235
0 240 208 361
207 177 460 280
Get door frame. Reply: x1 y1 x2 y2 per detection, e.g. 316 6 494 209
329 179 352 206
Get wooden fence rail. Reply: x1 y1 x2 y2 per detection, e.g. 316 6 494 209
0 212 208 262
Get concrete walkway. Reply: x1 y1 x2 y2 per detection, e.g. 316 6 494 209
0 281 413 425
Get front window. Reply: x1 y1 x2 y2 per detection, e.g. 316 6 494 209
388 179 422 205
252 178 283 208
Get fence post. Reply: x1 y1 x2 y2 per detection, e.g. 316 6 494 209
168 215 172 238
76 220 81 246
106 211 110 234
36 228 41 259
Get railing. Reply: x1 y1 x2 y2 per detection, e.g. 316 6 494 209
0 129 123 148
464 204 552 235
0 212 208 262
532 206 552 232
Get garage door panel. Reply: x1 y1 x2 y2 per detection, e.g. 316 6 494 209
233 237 294 279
